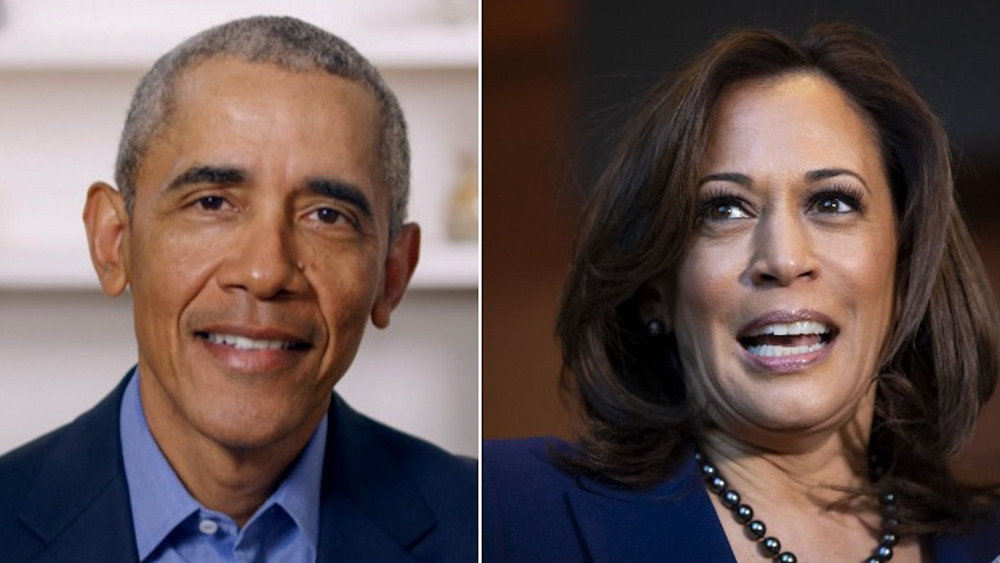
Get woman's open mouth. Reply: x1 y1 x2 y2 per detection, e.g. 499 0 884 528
738 320 836 357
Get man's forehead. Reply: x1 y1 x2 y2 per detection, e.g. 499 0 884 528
157 57 381 162
133 56 389 216
171 55 377 110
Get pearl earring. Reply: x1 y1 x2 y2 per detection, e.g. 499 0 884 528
647 319 664 336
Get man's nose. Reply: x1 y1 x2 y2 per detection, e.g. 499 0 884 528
216 212 307 299
747 210 819 287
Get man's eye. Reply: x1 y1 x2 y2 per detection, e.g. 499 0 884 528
315 207 346 225
197 196 226 211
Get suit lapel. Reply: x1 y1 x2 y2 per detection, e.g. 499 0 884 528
15 383 442 562
566 456 736 563
315 394 437 562
16 375 138 562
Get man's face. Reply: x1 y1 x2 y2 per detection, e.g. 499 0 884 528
121 57 403 451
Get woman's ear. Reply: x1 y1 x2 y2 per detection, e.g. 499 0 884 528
371 223 421 329
637 277 672 334
83 182 130 296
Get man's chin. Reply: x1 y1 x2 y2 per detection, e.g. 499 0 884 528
194 412 315 454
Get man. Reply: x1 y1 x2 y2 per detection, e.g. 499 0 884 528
0 16 475 562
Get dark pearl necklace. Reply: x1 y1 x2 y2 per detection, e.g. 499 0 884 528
694 451 900 563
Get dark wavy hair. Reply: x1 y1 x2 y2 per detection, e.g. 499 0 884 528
557 22 1000 534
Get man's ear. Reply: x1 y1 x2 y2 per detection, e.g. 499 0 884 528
83 182 130 296
371 223 420 329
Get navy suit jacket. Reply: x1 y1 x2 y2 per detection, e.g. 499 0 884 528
0 374 476 562
485 437 1000 562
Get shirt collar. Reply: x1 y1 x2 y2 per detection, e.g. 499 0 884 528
120 369 327 560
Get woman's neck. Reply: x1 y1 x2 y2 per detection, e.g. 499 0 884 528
695 429 925 562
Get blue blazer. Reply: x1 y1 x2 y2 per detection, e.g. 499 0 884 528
484 437 1000 562
0 373 477 562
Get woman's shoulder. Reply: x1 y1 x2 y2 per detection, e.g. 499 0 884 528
483 437 732 562
483 437 589 561
930 505 1000 562
484 436 572 466
483 436 580 494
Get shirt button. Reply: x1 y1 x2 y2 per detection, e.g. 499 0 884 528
198 519 219 535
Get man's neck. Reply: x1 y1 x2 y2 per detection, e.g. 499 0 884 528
138 376 326 528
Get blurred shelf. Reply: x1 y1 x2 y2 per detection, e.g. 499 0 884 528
0 24 478 71
0 1 478 71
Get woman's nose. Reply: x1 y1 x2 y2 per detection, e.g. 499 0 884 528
747 211 819 287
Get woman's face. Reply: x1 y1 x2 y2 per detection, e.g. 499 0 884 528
669 72 898 447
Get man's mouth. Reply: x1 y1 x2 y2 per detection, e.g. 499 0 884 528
196 332 311 351
737 321 836 358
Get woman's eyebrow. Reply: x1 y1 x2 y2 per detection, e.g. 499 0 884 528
805 168 871 193
697 172 752 187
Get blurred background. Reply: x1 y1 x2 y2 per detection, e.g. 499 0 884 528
484 0 1000 480
0 0 478 457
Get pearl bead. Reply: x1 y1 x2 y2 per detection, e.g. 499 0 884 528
722 490 740 508
709 476 726 493
694 450 897 562
735 504 753 523
761 537 781 556
746 520 766 540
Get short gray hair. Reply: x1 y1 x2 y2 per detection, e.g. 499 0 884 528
115 15 410 236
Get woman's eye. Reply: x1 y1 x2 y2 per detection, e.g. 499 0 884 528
811 191 861 214
196 195 226 211
700 198 749 221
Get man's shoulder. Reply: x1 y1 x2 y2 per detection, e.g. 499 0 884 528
0 383 132 563
0 379 123 506
363 409 476 479
325 395 476 561
328 394 475 508
0 423 70 505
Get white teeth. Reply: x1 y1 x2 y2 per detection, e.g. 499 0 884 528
744 320 829 337
205 333 295 351
747 342 826 357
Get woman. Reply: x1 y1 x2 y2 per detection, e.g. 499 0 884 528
484 23 1000 562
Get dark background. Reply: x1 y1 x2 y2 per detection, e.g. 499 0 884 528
483 1 1000 480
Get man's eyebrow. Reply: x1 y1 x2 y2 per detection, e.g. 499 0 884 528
307 179 373 219
697 172 752 187
805 168 871 192
167 165 247 191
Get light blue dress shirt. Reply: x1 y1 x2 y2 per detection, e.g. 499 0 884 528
119 371 327 562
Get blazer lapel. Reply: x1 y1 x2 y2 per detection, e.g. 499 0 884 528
315 394 437 562
566 456 736 563
16 375 138 562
